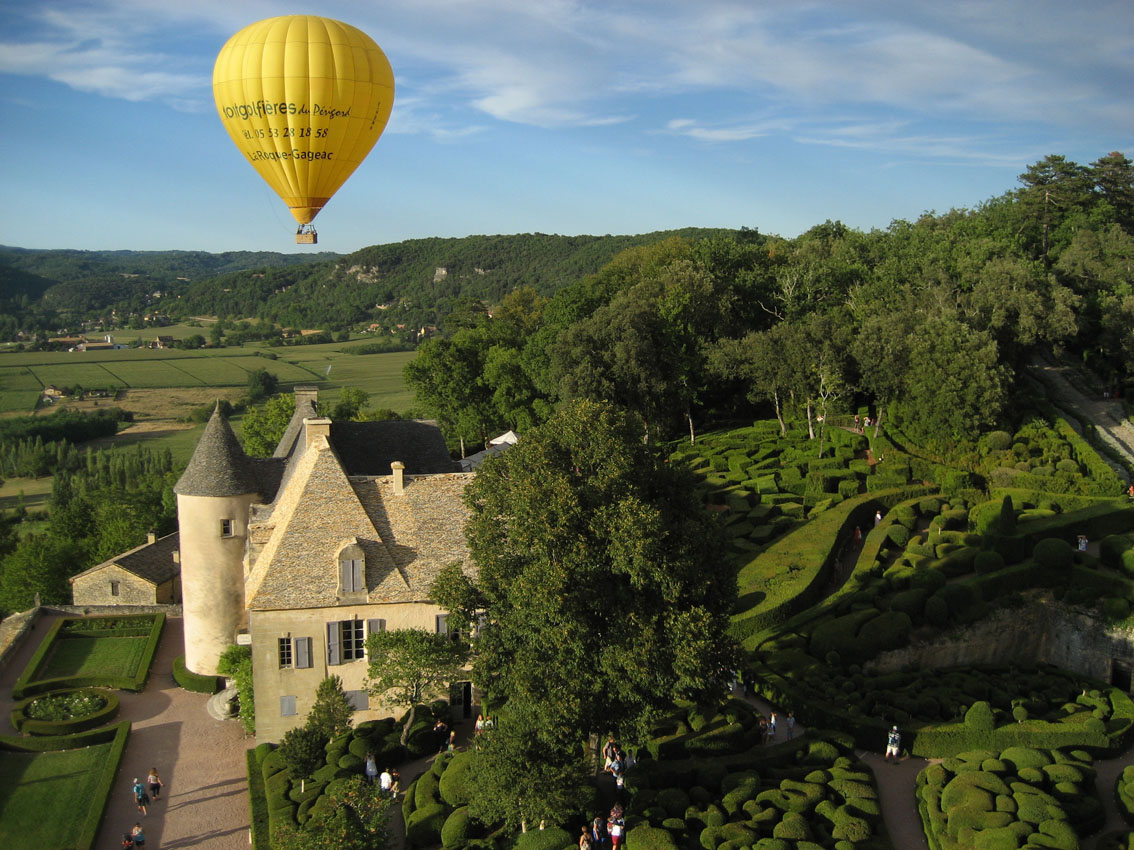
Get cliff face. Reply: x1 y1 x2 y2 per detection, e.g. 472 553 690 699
867 593 1133 685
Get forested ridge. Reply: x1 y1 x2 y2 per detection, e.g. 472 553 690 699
0 229 728 340
402 153 1134 457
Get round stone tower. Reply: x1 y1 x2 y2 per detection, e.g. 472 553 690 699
174 404 259 675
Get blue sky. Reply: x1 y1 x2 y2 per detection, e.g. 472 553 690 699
1 0 1131 254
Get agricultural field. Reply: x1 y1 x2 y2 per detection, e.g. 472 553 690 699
0 346 418 488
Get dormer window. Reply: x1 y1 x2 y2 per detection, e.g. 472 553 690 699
337 541 366 595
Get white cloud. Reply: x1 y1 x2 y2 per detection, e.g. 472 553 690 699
2 0 1131 152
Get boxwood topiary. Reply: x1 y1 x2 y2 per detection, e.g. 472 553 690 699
406 802 447 848
441 806 473 848
513 827 572 850
439 750 475 807
626 824 679 850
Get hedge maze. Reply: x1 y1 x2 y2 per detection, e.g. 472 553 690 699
668 409 1134 848
917 746 1103 850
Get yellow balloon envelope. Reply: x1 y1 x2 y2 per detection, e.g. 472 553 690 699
213 16 394 236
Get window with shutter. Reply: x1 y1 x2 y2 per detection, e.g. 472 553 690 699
280 695 297 716
326 622 341 665
278 637 292 668
295 637 312 669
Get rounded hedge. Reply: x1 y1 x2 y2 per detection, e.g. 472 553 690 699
439 750 475 807
406 802 447 848
441 806 472 848
1034 538 1073 570
513 827 572 850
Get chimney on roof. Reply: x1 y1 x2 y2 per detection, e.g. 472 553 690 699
294 385 319 410
147 532 157 545
392 461 405 495
304 417 332 449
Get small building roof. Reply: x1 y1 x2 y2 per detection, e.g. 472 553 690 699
70 531 181 586
174 404 259 497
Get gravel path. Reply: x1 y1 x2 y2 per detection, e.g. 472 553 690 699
1028 355 1134 481
93 617 251 850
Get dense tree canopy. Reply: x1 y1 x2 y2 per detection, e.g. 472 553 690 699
459 399 738 743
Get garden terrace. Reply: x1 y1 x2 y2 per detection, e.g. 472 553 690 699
0 721 130 850
12 613 164 699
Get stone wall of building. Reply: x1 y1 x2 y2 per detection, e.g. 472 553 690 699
250 600 460 743
72 565 160 606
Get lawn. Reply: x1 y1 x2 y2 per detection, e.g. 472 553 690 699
39 636 150 682
0 740 113 848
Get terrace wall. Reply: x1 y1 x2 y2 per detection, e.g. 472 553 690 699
867 594 1134 685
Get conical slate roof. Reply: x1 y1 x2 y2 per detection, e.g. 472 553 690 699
174 404 259 497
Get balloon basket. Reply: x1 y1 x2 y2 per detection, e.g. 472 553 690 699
296 228 318 244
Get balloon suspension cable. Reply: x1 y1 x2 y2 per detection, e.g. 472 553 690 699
296 223 318 245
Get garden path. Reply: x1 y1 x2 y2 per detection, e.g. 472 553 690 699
1028 353 1134 481
91 617 250 850
387 715 476 850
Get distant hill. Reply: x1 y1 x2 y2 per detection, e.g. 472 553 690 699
0 230 735 338
171 229 734 331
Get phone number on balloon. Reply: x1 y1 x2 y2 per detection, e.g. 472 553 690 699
242 127 329 140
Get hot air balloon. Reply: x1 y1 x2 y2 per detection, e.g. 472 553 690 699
213 15 394 244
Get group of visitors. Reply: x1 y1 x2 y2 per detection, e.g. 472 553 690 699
602 736 636 792
364 752 401 796
852 414 874 433
580 802 627 850
123 768 163 847
755 711 795 743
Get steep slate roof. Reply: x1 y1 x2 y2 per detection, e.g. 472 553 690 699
244 434 473 611
174 405 259 497
329 420 457 476
70 532 181 586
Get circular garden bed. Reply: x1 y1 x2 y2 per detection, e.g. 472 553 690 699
11 687 120 735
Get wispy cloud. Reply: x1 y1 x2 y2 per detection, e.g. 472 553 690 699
1 0 1131 155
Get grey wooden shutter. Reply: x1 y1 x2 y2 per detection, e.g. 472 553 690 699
280 695 297 716
326 622 341 665
367 619 386 636
295 637 312 669
340 560 352 592
352 560 363 592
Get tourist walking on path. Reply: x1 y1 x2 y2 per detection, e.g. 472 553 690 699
132 778 149 816
146 768 163 801
131 823 146 848
884 726 901 763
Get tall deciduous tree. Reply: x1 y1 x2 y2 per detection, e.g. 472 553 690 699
461 399 737 743
365 629 467 745
466 707 591 834
240 393 295 458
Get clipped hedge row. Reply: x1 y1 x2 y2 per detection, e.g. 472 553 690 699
731 485 935 641
247 746 271 850
917 746 1103 850
13 614 165 699
173 655 222 694
0 721 131 850
10 687 120 735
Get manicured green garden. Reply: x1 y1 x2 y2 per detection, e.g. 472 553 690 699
0 615 165 849
14 614 164 698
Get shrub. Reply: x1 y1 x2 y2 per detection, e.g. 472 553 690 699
406 802 448 848
965 701 996 732
441 806 473 848
1034 537 1074 570
514 827 573 850
439 750 474 807
974 550 1006 575
173 656 222 693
